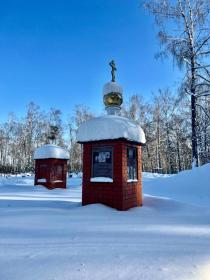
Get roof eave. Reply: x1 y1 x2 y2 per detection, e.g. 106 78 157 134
77 137 145 145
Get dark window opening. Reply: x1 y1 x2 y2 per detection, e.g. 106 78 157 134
92 147 113 178
127 147 138 180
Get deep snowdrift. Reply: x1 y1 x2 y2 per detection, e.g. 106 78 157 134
143 163 210 207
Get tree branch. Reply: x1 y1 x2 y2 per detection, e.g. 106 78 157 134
197 91 210 97
195 64 210 69
195 83 210 88
195 74 210 83
183 58 191 65
196 104 210 120
195 62 210 77
195 35 210 54
196 50 210 56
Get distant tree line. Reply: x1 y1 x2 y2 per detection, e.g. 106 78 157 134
0 90 209 175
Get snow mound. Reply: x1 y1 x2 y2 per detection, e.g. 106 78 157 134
76 115 146 143
34 144 69 160
144 163 210 207
103 81 123 95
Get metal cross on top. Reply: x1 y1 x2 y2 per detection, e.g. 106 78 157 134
109 60 117 82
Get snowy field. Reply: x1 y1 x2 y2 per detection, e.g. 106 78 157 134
0 165 210 280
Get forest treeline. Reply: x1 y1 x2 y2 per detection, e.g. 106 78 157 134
0 88 209 174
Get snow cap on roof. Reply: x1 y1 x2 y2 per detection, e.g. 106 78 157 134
76 115 146 144
34 144 69 160
103 82 123 96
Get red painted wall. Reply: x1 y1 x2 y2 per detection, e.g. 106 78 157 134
34 158 68 189
82 140 143 210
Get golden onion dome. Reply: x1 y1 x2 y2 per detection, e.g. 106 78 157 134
103 82 123 107
103 92 123 106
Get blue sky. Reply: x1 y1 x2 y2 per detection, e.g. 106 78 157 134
0 0 182 122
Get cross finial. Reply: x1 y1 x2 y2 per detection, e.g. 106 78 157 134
109 60 117 82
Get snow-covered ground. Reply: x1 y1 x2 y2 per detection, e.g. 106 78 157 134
0 165 210 280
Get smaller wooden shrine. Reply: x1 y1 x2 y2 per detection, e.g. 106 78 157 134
34 144 69 189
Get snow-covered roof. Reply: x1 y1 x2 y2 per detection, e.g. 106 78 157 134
76 115 146 144
103 82 123 96
34 144 69 160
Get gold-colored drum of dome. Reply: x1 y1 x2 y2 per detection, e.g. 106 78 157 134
103 92 123 107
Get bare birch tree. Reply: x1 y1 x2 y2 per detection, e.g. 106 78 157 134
144 0 210 166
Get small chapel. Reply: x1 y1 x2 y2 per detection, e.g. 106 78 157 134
76 61 146 210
